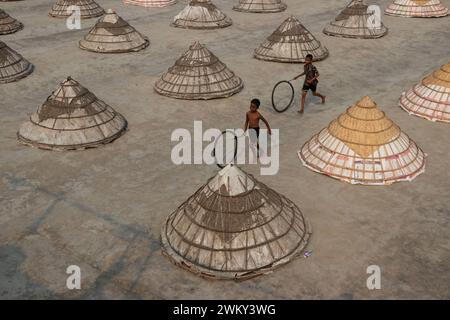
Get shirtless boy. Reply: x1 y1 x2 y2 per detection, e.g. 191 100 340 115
244 99 272 150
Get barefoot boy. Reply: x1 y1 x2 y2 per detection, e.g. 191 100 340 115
244 99 272 157
292 54 326 113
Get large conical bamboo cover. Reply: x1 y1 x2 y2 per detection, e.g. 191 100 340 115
123 0 177 7
0 9 23 35
299 96 426 185
0 41 33 84
18 77 127 151
172 0 232 29
161 164 311 280
400 62 450 123
385 0 448 17
79 9 149 53
233 0 287 13
254 16 329 63
49 0 105 19
323 0 388 39
154 41 243 100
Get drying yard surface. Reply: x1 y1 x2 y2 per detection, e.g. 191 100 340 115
0 0 449 299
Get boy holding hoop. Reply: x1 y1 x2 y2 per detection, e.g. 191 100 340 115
292 54 326 113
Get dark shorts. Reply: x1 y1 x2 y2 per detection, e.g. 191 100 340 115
249 127 260 152
249 127 260 138
303 81 317 92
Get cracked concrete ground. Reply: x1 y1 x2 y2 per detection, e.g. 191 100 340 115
0 0 449 299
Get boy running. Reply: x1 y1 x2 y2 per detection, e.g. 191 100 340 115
292 54 326 113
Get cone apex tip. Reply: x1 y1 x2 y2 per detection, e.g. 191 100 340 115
357 96 376 108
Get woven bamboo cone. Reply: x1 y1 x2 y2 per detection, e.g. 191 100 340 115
154 41 243 100
399 62 450 123
254 16 329 63
172 0 232 30
0 41 33 84
79 9 149 54
123 0 177 8
0 8 23 35
161 164 312 280
385 0 449 17
18 77 127 151
233 0 287 13
323 0 388 39
298 96 426 185
49 0 105 19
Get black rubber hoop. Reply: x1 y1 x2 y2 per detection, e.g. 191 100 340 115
271 80 295 113
212 130 238 169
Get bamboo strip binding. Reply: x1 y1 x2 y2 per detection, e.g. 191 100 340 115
79 9 150 54
154 41 243 100
172 0 232 30
161 164 312 280
298 96 426 185
323 0 388 39
18 77 127 151
385 0 449 17
0 41 33 84
49 0 105 19
254 16 329 63
233 0 287 13
399 62 450 123
123 0 177 8
0 8 23 35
